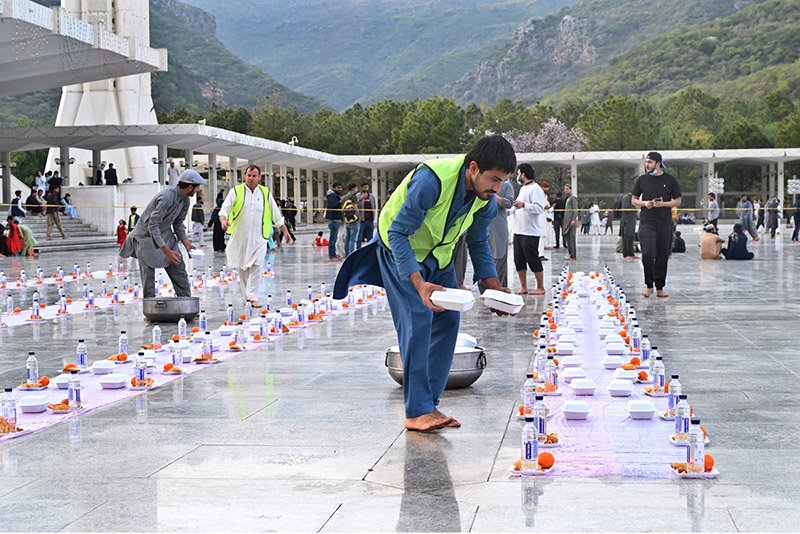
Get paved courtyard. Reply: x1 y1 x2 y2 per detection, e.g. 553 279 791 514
0 222 798 532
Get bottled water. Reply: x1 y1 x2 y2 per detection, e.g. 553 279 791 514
32 291 40 310
668 374 682 417
631 324 641 353
206 266 212 281
152 322 162 349
85 262 91 277
321 282 327 298
266 295 273 312
198 310 207 331
1 271 6 285
286 290 293 307
521 417 539 471
73 263 79 275
226 304 234 325
192 267 198 280
674 394 690 441
76 339 88 370
348 287 354 305
6 295 13 313
101 280 108 295
202 332 213 358
171 340 182 367
134 284 140 299
26 351 39 385
533 395 547 442
235 322 246 346
88 290 95 306
178 315 187 338
119 261 123 272
57 265 63 278
266 262 272 274
544 355 558 392
133 352 147 387
307 285 313 301
123 277 129 291
20 269 26 284
108 262 113 275
687 418 704 473
118 330 128 356
58 287 65 299
652 356 666 393
2 388 16 433
112 286 119 304
158 272 164 287
59 296 68 314
534 343 547 379
68 370 81 409
244 300 253 319
521 373 536 416
82 284 89 299
649 345 660 378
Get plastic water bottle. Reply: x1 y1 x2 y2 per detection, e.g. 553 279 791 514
226 304 234 325
58 287 65 299
6 295 12 313
521 373 536 416
668 374 682 417
134 352 146 387
76 339 88 370
286 290 292 307
20 269 26 284
631 324 641 353
206 266 212 281
171 340 182 367
266 294 273 312
82 283 89 299
178 315 187 338
2 388 16 433
521 416 539 471
59 296 68 314
133 284 140 299
152 322 162 349
192 267 197 280
307 285 313 301
534 343 547 379
235 322 246 346
118 330 128 356
119 261 123 272
198 310 207 331
85 262 91 277
533 395 547 442
652 356 665 393
321 282 327 298
1 272 6 285
101 280 108 296
107 262 113 276
202 332 213 358
112 286 119 304
73 263 79 275
649 345 660 378
675 394 690 441
32 291 39 310
544 355 557 392
687 418 704 473
244 300 253 319
88 290 95 306
68 370 81 409
26 352 39 385
57 264 63 278
265 262 272 274
158 272 164 288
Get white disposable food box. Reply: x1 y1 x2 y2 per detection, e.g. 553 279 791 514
212 339 222 351
480 290 524 314
626 399 656 419
279 308 294 317
607 379 634 397
566 320 584 331
570 378 596 395
613 368 638 381
430 288 475 312
456 333 478 348
55 373 71 389
141 349 157 359
557 343 576 355
178 339 191 349
18 394 48 413
563 400 590 420
218 325 236 336
248 325 262 335
561 356 582 367
562 367 587 383
92 360 116 374
602 355 624 369
556 327 576 337
606 343 626 355
192 332 204 342
99 373 127 389
558 334 578 344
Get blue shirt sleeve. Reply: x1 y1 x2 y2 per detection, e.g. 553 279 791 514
386 166 440 279
465 195 498 282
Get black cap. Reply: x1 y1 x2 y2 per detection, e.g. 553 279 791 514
70 370 78 374
691 419 700 425
526 373 534 378
679 394 687 399
4 387 11 392
671 374 679 379
525 416 534 422
646 151 663 163
535 395 543 401
78 339 84 343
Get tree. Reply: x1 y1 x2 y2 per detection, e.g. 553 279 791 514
661 87 721 149
776 110 800 148
713 120 773 149
251 92 311 145
762 90 795 123
206 104 253 134
360 100 409 155
393 97 467 154
532 118 587 153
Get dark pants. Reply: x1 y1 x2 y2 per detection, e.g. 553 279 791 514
359 220 374 249
638 222 672 290
792 216 800 240
212 220 226 251
139 260 191 299
552 219 562 247
621 218 636 257
513 234 542 273
454 236 468 286
710 218 718 230
327 220 340 258
563 226 577 258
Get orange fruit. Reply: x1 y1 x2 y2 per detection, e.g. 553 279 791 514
342 303 349 308
357 298 364 303
163 363 173 371
229 340 236 347
664 382 670 393
118 353 128 362
629 357 641 366
192 327 200 333
64 364 76 370
240 314 246 320
39 376 50 386
14 308 21 313
291 304 298 309
638 371 648 381
171 334 180 341
538 452 555 469
700 426 707 438
624 336 631 345
704 454 714 472
690 405 694 416
553 358 559 367
130 377 136 387
66 299 72 303
253 334 262 341
533 329 539 337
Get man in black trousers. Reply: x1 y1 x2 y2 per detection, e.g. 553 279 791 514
631 152 681 298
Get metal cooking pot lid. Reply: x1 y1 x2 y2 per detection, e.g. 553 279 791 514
387 346 481 354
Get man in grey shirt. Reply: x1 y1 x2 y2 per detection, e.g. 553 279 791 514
120 170 205 298
703 192 720 230
479 179 514 291
167 161 181 187
736 194 759 240
561 184 579 260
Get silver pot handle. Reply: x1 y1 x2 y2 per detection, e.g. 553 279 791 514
478 352 487 369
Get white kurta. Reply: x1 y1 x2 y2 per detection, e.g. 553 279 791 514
219 186 285 270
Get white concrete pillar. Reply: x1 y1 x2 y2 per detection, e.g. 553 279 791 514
778 160 785 202
293 168 301 220
184 149 194 172
761 165 768 202
157 145 167 186
59 146 70 186
769 163 776 196
570 162 578 196
371 168 378 202
1 152 11 204
280 165 288 199
229 157 238 188
305 170 313 225
266 163 274 192
208 153 218 200
92 149 102 183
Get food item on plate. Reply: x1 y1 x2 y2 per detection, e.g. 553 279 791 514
544 433 559 444
63 364 77 372
629 357 641 366
163 364 183 373
38 376 51 387
638 371 649 381
130 376 155 387
672 455 714 474
48 398 71 410
192 327 200 333
547 347 557 354
229 341 244 350
13 308 21 313
20 375 50 388
670 462 688 474
621 363 637 371
538 452 555 469
281 324 290 334
108 353 128 362
704 454 714 471
644 386 653 394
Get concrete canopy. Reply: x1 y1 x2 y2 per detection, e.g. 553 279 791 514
0 0 166 98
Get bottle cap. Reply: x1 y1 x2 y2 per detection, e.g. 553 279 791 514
525 416 534 422
180 315 184 318
547 355 554 359
526 373 534 378
656 356 662 360
78 339 84 343
4 387 11 392
70 370 78 374
201 310 205 312
652 346 658 349
643 334 648 338
138 351 144 356
205 331 211 335
691 419 700 425
679 394 687 399
671 374 679 379
154 322 159 326
535 395 543 401
121 330 126 334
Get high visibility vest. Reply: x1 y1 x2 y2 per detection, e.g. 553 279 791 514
378 156 488 270
226 184 272 239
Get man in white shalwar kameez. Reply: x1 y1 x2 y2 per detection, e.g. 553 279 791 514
219 165 291 308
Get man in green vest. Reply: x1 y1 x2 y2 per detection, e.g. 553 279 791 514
333 135 516 431
219 165 292 307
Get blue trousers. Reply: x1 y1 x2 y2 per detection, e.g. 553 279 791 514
327 220 340 258
358 220 373 249
377 246 460 418
344 221 360 256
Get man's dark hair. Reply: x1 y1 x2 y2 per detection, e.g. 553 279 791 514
360 181 369 188
7 216 14 223
556 192 563 198
245 164 261 175
45 171 52 177
318 231 324 237
15 190 21 196
518 163 535 182
675 231 681 237
178 182 196 190
130 206 137 213
708 192 716 200
347 182 357 191
332 182 342 189
465 135 516 174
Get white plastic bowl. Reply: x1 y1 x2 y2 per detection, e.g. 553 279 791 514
626 399 656 419
430 288 475 312
613 368 638 381
563 400 590 420
561 355 582 368
99 373 128 389
607 379 634 397
18 394 48 413
456 333 478 348
481 289 524 314
92 360 116 375
602 356 624 369
562 367 587 383
570 378 596 395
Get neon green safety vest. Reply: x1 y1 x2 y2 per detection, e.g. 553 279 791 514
379 156 488 270
226 183 273 239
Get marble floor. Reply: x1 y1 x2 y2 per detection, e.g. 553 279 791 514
0 222 798 532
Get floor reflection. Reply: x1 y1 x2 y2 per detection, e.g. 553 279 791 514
520 478 544 528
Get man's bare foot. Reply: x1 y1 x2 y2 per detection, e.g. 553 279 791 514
405 413 453 432
251 301 263 308
752 237 760 241
434 409 461 428
529 288 546 295
642 288 654 298
515 288 528 295
656 290 669 298
565 257 577 261
624 256 638 260
46 236 52 241
457 284 469 291
544 247 554 251
63 235 69 240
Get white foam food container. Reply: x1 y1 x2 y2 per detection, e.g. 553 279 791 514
92 360 116 374
456 333 478 348
192 332 205 342
178 339 191 349
248 325 262 335
606 343 627 355
607 379 634 397
570 378 596 395
626 399 656 419
480 290 524 314
219 325 236 336
563 400 590 420
279 308 294 317
556 327 576 337
99 373 128 389
556 343 576 355
18 394 48 413
567 321 584 332
602 355 624 369
558 335 578 344
561 356 582 368
430 288 475 312
613 368 638 381
562 367 587 383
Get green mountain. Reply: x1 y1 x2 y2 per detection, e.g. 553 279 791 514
0 0 325 126
448 0 769 107
546 0 800 107
180 0 580 111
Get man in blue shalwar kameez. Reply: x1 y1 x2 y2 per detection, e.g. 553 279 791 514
334 135 516 431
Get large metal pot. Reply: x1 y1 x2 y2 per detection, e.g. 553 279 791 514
142 297 200 323
385 345 486 389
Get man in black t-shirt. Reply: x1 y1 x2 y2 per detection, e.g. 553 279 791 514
631 152 682 298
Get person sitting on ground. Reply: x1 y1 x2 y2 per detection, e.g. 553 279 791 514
116 219 128 248
61 193 78 219
722 223 754 260
699 224 725 260
671 230 686 253
314 231 328 247
0 221 8 257
25 188 44 216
